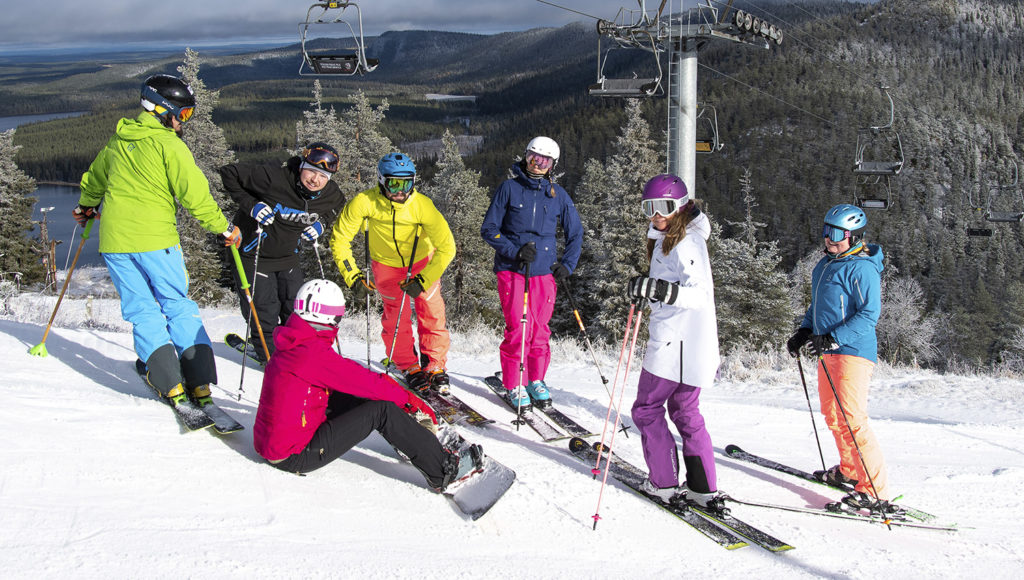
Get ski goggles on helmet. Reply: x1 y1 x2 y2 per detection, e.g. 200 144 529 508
384 177 414 195
525 151 555 172
822 224 852 243
642 198 683 219
176 106 195 123
303 146 340 174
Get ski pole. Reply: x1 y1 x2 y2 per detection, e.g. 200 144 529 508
593 301 636 477
234 226 267 398
593 303 644 530
563 278 630 437
364 217 372 367
29 220 94 357
384 224 421 380
230 243 270 399
797 356 828 472
817 355 884 505
513 256 533 430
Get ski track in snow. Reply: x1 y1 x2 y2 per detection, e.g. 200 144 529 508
2 269 1023 578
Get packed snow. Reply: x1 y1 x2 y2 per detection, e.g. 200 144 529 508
1 267 1022 579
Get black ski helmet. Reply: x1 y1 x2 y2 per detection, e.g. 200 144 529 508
140 74 197 126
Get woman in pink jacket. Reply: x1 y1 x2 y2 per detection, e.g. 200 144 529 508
253 279 478 491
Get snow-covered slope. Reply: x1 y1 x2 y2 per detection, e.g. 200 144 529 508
2 271 1022 578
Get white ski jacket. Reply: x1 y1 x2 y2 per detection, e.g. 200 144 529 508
641 212 720 388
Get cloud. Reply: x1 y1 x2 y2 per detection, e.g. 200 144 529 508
0 0 634 50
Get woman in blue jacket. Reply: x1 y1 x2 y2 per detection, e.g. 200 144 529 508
480 136 583 410
787 204 893 514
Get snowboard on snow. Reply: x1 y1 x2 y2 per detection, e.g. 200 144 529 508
134 359 244 434
436 425 516 520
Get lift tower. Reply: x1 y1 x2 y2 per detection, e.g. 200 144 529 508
587 1 781 197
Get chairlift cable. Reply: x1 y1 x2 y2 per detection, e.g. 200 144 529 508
697 62 834 126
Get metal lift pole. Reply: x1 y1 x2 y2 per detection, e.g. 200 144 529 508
667 38 699 195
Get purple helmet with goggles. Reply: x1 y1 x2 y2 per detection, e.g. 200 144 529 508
294 279 346 327
641 173 690 218
822 203 867 243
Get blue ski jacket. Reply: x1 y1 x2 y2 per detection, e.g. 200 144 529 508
800 243 884 363
481 164 583 277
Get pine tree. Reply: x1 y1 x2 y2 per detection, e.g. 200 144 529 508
712 169 794 354
177 49 237 306
572 99 663 342
0 129 45 288
426 130 496 328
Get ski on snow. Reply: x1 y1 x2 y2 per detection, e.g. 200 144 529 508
372 360 494 428
567 438 766 550
134 359 244 434
225 333 266 367
484 372 600 440
722 444 937 523
721 495 959 531
480 374 569 442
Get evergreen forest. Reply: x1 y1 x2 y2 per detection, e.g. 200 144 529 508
2 0 1023 373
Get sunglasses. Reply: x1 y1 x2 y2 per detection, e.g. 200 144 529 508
822 224 852 243
525 151 554 172
384 177 414 195
304 147 340 173
641 198 682 219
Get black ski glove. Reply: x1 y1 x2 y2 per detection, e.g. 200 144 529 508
550 263 570 282
400 274 426 298
515 242 537 269
809 333 838 357
786 327 812 357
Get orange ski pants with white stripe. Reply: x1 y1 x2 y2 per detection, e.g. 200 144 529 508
817 354 889 500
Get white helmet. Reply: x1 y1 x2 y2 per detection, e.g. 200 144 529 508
294 279 346 327
525 136 560 161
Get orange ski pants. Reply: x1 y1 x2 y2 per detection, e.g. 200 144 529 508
373 255 450 373
817 354 889 500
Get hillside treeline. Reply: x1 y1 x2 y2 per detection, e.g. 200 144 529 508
5 0 1024 372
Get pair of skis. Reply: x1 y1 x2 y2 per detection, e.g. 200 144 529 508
721 444 957 532
134 359 244 435
569 438 793 551
481 374 598 441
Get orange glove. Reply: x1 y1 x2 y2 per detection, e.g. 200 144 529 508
222 225 242 248
403 392 438 426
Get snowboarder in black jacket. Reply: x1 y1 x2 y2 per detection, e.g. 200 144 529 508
220 142 346 358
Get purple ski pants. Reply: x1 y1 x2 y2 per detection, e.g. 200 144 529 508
631 368 717 492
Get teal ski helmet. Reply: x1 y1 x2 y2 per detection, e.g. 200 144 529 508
823 203 867 243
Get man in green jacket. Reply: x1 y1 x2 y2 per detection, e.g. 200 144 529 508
75 73 242 407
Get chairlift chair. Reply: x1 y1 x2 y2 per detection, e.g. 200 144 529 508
588 10 664 98
299 1 378 76
964 181 993 237
695 103 722 153
853 86 904 177
853 175 892 210
984 158 1024 223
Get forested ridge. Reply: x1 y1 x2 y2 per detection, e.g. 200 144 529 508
3 0 1023 371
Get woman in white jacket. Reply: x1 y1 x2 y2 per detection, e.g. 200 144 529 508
627 174 723 512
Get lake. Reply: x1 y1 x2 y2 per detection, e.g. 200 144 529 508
0 111 88 132
31 185 104 268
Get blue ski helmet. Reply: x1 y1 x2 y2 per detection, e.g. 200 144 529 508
823 203 867 243
377 153 416 199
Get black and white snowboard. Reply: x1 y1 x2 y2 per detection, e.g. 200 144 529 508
437 425 516 520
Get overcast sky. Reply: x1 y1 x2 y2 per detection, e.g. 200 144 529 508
0 0 646 52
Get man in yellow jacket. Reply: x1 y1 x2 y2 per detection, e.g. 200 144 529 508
330 153 456 393
75 74 241 406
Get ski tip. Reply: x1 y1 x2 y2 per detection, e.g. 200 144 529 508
724 444 743 455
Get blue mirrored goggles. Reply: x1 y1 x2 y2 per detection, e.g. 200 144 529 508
822 224 852 243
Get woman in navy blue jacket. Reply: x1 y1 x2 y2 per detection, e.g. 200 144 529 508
480 136 583 410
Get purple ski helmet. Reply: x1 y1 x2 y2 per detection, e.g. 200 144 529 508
641 174 690 218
